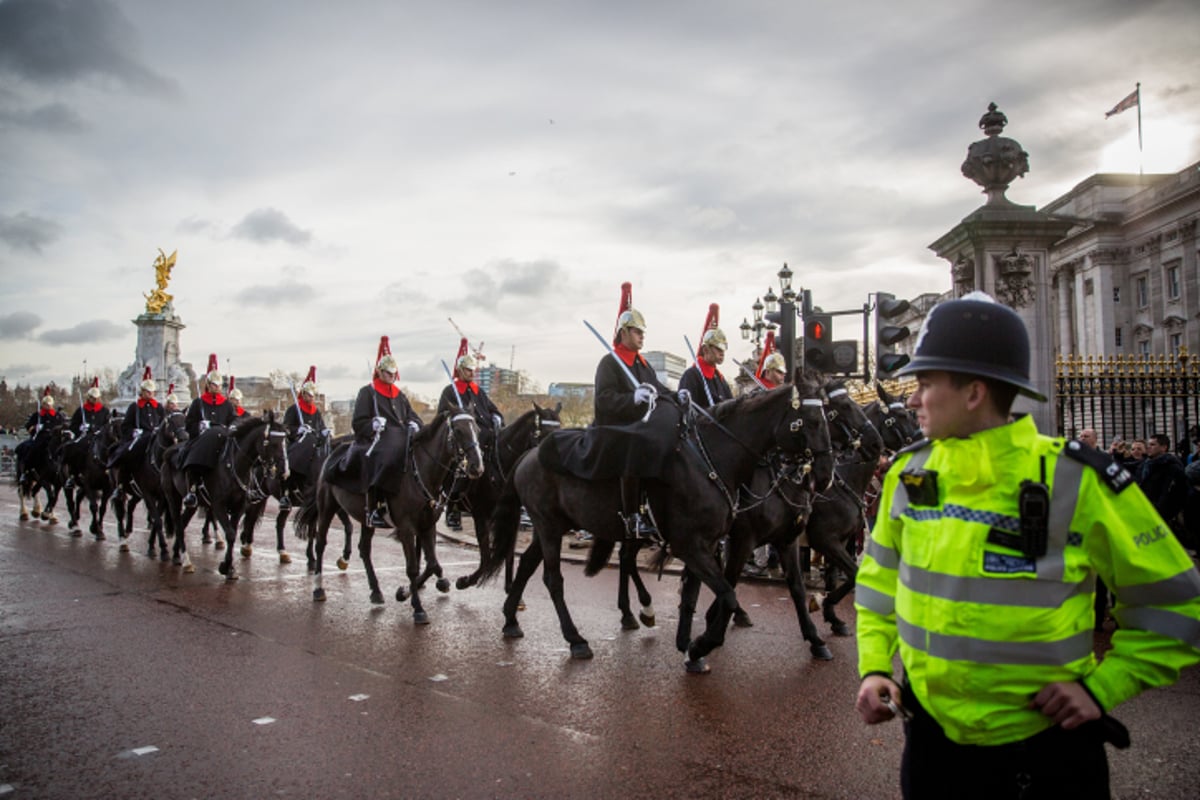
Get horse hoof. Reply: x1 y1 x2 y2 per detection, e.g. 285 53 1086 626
502 624 524 639
517 601 527 612
70 529 83 538
307 561 316 574
160 549 170 562
413 610 430 625
93 533 106 541
225 571 239 582
183 564 195 574
90 522 101 535
241 545 252 558
370 590 385 605
202 536 211 544
639 608 656 628
395 587 410 602
811 644 834 661
313 588 326 602
119 542 129 553
336 558 349 571
19 512 30 521
831 622 851 637
172 555 182 566
69 521 80 531
214 540 225 550
455 576 471 591
684 658 711 674
620 614 640 631
570 643 594 660
732 611 754 628
218 561 229 575
46 514 58 524
278 551 291 564
435 577 451 593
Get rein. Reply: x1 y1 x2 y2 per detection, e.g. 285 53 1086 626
222 422 288 504
408 413 481 513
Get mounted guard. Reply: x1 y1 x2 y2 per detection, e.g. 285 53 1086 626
180 354 236 508
228 375 248 423
678 303 732 409
755 330 787 390
437 337 503 530
326 336 422 529
279 365 331 510
63 378 111 491
107 367 164 483
164 383 181 413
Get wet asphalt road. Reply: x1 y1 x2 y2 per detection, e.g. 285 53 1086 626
1 486 1198 799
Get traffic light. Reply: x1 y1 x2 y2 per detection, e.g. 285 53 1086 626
875 292 911 378
803 313 834 372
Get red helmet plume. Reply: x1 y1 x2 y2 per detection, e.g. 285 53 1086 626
755 330 777 379
376 336 398 375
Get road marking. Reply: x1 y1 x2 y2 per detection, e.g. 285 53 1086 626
252 717 276 725
348 694 370 701
429 673 449 682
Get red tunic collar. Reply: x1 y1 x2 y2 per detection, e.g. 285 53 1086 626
760 377 779 390
234 406 246 416
40 408 57 418
453 379 479 395
84 401 104 413
697 357 720 380
373 378 399 399
298 398 317 415
613 344 647 368
136 398 160 409
200 392 226 405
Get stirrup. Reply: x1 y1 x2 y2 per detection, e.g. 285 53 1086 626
622 512 661 544
366 506 393 529
183 487 198 508
278 495 292 511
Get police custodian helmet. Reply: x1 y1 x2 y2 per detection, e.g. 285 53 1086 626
897 291 1046 402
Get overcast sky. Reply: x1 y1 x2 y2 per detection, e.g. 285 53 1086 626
1 0 1197 403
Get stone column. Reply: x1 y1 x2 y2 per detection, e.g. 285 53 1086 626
114 303 196 407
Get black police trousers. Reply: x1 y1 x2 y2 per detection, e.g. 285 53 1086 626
900 682 1110 800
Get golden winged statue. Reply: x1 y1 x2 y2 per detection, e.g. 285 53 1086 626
144 248 178 314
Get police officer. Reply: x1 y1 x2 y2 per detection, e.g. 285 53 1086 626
181 355 236 507
594 282 672 540
678 304 732 408
437 339 503 530
854 293 1200 799
342 336 422 529
280 366 330 511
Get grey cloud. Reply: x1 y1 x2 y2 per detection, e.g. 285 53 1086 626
0 101 87 133
175 216 219 236
399 357 444 384
231 208 313 246
457 259 566 310
0 311 42 339
37 319 125 345
0 0 177 96
233 283 316 307
0 212 62 253
0 362 50 377
1162 84 1193 99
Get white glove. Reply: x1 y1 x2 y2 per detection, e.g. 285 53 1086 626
199 420 210 432
79 423 90 434
322 428 332 438
492 414 503 429
633 384 657 406
298 424 312 435
407 420 420 434
677 388 691 406
132 428 143 438
371 416 386 433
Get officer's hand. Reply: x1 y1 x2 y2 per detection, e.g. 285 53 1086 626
371 416 386 433
633 384 657 406
856 674 903 725
322 428 332 438
132 428 143 438
298 424 312 435
677 388 691 407
199 420 210 432
1030 681 1102 730
79 423 90 434
407 420 420 434
492 413 503 429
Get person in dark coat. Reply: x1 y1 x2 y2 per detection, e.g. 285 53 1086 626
280 366 330 510
437 339 503 529
17 388 66 473
1140 433 1189 538
330 336 422 529
107 368 165 494
227 376 248 424
754 330 787 391
64 378 111 487
181 355 236 507
164 383 182 414
678 303 733 409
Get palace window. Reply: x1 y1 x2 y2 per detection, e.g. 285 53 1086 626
1135 275 1149 308
1113 286 1121 303
1115 328 1123 347
1138 339 1151 356
1170 332 1183 354
1166 262 1181 300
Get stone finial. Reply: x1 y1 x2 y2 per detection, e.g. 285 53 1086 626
961 103 1029 204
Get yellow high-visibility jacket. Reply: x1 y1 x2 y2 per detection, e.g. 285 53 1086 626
856 415 1200 745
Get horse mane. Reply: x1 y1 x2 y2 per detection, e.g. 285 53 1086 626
412 411 450 444
230 413 272 442
707 377 821 423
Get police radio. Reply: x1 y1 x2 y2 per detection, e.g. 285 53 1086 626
1019 457 1050 560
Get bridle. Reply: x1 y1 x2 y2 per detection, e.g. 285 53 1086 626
223 420 290 504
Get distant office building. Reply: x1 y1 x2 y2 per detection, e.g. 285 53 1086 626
478 364 522 394
642 350 686 390
548 382 593 401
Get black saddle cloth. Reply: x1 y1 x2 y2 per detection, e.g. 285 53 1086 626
179 427 229 471
538 403 682 481
325 427 407 494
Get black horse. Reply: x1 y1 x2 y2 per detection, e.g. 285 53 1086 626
294 410 485 624
711 378 886 660
161 414 289 580
62 416 121 538
863 382 920 453
452 402 562 592
478 380 833 673
112 410 189 558
16 425 71 524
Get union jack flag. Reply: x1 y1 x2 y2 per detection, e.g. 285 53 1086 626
1105 88 1139 118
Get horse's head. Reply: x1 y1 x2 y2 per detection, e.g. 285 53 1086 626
157 410 189 447
868 382 921 453
823 379 884 462
447 410 485 480
236 411 290 482
787 376 834 491
530 401 563 444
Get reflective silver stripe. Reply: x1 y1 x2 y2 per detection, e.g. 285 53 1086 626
865 537 899 570
1037 452 1082 582
900 562 1092 608
1115 606 1200 650
1116 568 1200 608
855 583 895 616
890 447 933 520
897 616 1094 665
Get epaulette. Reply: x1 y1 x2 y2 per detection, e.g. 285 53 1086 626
1061 439 1134 493
895 437 931 456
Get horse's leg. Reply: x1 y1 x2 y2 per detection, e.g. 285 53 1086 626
19 485 30 521
455 507 490 591
337 509 353 570
675 565 704 653
724 528 757 628
539 534 591 659
400 532 429 624
626 543 655 627
778 539 831 659
358 527 384 605
310 490 337 601
412 526 450 595
274 506 291 564
65 481 80 530
43 484 59 524
819 538 859 637
216 504 240 580
90 490 106 539
502 535 544 639
680 547 742 673
616 542 653 630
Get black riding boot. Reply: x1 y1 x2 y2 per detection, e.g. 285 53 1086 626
620 477 659 544
366 489 392 529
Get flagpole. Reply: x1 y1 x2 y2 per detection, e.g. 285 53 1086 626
1136 82 1143 176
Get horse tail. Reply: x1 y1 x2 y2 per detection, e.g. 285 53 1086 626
583 538 614 577
477 453 526 585
293 484 319 541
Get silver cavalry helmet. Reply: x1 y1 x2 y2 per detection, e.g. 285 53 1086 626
897 291 1046 401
